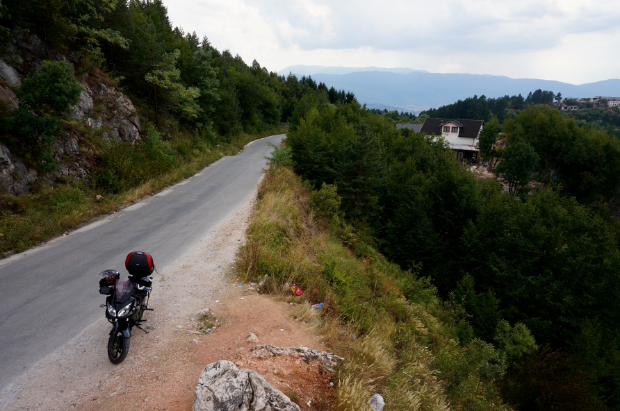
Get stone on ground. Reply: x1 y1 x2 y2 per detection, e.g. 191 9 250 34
193 360 300 411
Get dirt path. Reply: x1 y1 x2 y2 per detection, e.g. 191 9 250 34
3 185 331 411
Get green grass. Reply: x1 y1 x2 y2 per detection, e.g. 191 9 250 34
235 166 514 411
0 127 286 256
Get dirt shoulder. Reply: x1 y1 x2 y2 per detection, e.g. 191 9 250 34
3 183 331 411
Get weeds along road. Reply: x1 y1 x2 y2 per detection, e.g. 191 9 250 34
0 134 285 395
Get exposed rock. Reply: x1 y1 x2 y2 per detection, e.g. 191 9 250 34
100 87 142 143
103 127 120 143
0 143 15 189
193 360 300 411
249 345 344 373
0 34 143 194
53 137 80 157
0 143 38 195
247 333 259 343
0 84 18 109
70 90 94 120
14 34 50 59
85 117 103 130
0 59 21 86
118 118 140 142
52 160 92 182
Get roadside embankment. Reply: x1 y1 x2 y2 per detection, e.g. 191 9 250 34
234 164 514 411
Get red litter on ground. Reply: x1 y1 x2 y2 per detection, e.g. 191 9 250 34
291 284 303 296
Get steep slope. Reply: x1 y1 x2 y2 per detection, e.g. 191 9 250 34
0 35 142 195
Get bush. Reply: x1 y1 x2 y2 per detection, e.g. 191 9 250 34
310 183 341 219
264 142 293 168
94 124 175 192
5 60 82 171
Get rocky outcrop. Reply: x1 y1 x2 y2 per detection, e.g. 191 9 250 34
0 143 38 195
0 34 143 195
0 84 18 109
193 360 300 411
71 79 142 143
0 60 21 86
70 90 94 121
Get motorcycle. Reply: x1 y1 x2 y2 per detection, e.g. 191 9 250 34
99 251 155 364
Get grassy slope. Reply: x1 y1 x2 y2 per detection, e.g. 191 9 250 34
0 127 285 256
236 165 512 411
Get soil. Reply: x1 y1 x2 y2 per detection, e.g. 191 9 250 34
3 184 334 411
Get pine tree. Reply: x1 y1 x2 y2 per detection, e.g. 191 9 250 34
334 122 387 220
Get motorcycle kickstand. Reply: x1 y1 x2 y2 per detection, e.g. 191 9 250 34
135 323 149 334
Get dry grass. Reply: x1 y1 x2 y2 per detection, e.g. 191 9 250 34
235 166 516 411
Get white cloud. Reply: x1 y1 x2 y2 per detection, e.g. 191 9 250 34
164 0 620 84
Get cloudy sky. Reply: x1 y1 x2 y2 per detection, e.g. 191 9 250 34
165 0 620 85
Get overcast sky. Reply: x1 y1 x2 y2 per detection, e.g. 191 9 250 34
165 0 620 85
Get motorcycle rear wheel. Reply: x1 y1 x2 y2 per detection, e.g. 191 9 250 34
108 330 130 364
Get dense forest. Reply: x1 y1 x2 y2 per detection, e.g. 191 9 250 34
0 0 355 179
420 89 557 123
368 108 419 124
288 96 620 410
566 107 620 139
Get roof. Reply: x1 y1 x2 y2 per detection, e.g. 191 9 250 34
396 123 423 133
449 144 479 152
420 118 484 139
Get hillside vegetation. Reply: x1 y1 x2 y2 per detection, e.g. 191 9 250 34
0 0 354 254
284 98 620 410
420 92 620 139
239 163 516 411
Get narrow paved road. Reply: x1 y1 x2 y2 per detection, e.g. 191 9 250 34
0 134 284 394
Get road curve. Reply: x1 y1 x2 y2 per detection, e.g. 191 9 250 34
0 134 285 393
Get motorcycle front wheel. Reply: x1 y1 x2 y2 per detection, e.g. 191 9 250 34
108 330 130 364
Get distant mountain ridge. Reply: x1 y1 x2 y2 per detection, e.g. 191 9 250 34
279 65 620 111
278 65 426 76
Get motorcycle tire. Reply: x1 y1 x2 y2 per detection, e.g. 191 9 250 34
108 330 130 364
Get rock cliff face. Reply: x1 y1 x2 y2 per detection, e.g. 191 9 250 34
0 34 142 195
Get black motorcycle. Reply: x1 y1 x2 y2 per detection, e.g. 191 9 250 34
99 251 155 364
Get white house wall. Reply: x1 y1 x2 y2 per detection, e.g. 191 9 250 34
440 122 478 146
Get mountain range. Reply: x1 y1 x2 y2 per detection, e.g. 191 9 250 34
278 66 620 113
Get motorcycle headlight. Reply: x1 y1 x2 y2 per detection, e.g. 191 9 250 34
117 302 133 317
107 302 116 316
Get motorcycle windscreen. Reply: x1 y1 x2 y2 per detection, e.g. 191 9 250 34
113 280 135 306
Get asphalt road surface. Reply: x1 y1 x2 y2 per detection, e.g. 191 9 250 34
0 134 285 394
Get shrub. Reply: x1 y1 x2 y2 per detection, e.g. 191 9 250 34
310 183 341 219
6 60 82 171
264 141 293 168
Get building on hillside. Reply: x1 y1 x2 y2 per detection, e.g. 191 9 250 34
395 123 423 133
560 105 579 111
419 118 484 162
591 97 620 108
607 98 620 108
